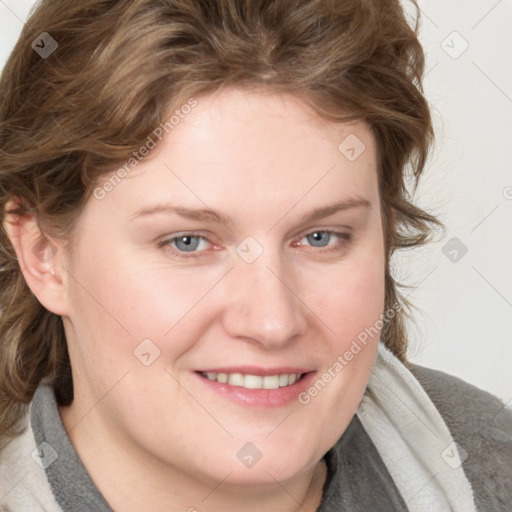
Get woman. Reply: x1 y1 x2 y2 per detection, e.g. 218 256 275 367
0 0 510 511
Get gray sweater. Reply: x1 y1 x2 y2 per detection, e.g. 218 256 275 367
1 364 511 511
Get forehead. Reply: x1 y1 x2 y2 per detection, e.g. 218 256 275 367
93 87 379 220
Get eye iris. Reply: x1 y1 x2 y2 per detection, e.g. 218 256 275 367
307 231 330 247
175 236 200 252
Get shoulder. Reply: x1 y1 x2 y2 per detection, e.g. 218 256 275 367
406 363 512 436
406 362 512 511
0 404 62 512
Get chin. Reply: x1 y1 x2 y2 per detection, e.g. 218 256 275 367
220 459 313 487
221 435 321 486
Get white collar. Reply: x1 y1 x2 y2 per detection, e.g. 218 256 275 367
356 341 477 511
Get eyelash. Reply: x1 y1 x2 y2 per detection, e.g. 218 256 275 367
157 230 353 259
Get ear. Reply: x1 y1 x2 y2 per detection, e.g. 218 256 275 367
2 199 69 316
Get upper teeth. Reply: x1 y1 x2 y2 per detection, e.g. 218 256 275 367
202 372 302 390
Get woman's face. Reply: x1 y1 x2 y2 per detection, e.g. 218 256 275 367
60 87 385 488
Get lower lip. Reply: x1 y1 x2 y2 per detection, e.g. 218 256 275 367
194 372 317 408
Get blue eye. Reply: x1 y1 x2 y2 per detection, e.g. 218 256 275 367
158 229 352 259
172 235 205 252
297 230 352 251
305 231 332 247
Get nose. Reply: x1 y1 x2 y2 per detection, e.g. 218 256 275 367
221 249 308 349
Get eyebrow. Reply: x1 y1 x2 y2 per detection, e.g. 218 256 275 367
129 197 371 226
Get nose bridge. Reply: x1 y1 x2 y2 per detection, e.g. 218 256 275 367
223 244 307 347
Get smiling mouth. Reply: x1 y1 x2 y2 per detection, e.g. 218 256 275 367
199 371 304 390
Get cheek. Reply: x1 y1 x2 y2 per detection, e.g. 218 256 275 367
290 256 385 445
332 261 385 340
297 230 386 403
65 242 225 373
307 242 386 348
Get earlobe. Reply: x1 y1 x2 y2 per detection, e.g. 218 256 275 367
2 200 69 316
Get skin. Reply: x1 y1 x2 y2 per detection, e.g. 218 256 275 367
5 87 386 511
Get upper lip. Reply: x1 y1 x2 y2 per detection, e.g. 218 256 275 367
196 366 313 376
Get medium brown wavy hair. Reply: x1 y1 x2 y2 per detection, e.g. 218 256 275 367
0 0 441 447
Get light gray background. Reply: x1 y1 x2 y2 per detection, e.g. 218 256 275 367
0 0 510 405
